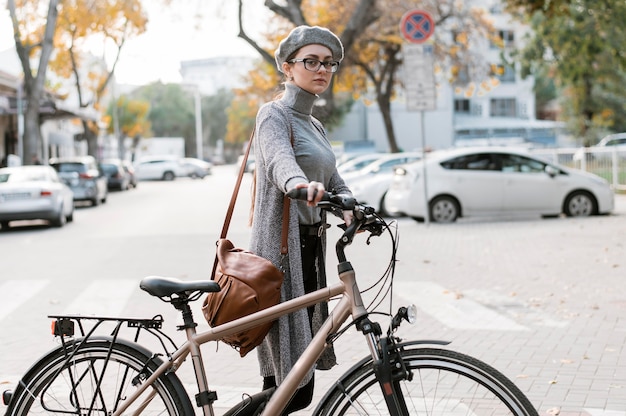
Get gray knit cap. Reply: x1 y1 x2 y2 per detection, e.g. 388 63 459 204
274 25 344 73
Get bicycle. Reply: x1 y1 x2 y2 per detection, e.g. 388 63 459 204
2 189 539 416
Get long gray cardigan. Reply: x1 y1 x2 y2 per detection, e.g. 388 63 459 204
249 84 351 387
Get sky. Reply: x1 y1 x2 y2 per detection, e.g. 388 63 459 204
0 1 268 85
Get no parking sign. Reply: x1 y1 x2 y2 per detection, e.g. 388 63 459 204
400 9 434 44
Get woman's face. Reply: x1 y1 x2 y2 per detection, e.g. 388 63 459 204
283 44 336 95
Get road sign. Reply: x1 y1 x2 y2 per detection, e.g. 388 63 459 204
400 9 434 44
403 43 436 111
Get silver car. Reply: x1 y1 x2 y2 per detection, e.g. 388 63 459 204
49 156 108 206
0 165 74 229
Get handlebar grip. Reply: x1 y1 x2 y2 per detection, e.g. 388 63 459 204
286 188 357 211
286 188 330 201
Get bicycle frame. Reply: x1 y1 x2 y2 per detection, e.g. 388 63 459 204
112 261 370 416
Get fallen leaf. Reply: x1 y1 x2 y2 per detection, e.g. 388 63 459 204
546 407 560 415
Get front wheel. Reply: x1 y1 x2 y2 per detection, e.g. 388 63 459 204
563 191 596 217
314 347 537 416
430 195 460 223
5 338 193 416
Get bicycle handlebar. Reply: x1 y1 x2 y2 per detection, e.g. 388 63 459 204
286 188 387 262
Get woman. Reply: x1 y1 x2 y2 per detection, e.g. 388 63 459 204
249 25 353 414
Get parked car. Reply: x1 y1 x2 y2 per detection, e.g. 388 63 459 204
384 147 615 223
337 152 383 175
236 154 256 174
342 152 422 214
100 158 131 191
134 156 187 181
0 165 74 229
181 157 212 179
122 160 138 188
49 156 108 206
573 132 626 162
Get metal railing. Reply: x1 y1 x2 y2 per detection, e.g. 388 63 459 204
530 147 626 192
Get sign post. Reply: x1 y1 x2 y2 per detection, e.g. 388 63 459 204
400 9 435 224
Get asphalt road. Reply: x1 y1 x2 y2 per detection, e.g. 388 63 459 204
1 165 625 415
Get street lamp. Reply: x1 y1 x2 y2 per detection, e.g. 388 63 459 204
182 83 203 160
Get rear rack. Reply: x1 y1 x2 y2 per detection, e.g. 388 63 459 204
48 314 177 359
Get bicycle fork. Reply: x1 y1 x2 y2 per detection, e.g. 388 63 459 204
357 316 413 416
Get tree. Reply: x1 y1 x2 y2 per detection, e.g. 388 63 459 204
8 0 147 163
132 82 196 155
50 0 147 157
202 88 234 148
104 95 150 160
7 0 60 165
505 0 626 144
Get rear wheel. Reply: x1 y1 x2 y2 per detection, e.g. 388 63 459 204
5 338 193 415
314 347 537 416
51 205 66 227
162 171 175 181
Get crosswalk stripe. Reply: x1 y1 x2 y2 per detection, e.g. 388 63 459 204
0 280 48 321
585 409 626 416
394 281 529 331
61 279 137 316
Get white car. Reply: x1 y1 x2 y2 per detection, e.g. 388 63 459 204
0 165 74 229
181 158 212 179
337 153 383 175
384 147 614 223
134 156 188 181
573 132 626 162
342 152 422 214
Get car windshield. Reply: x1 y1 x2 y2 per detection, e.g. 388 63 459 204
52 163 87 173
100 164 119 174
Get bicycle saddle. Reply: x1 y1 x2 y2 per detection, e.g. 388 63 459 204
140 276 221 298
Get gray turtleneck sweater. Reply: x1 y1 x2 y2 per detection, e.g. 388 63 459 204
250 83 351 386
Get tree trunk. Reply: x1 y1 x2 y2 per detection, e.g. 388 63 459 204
8 0 60 165
377 94 400 153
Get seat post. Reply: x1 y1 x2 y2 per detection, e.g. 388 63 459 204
171 297 197 331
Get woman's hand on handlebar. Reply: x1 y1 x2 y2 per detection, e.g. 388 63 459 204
294 181 326 207
287 186 353 226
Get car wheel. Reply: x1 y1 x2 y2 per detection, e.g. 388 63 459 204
429 196 460 223
67 210 74 222
51 206 66 228
563 191 596 217
91 196 100 206
162 171 175 181
378 192 396 217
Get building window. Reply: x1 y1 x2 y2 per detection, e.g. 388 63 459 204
454 99 470 114
490 30 515 49
490 98 517 117
491 64 516 83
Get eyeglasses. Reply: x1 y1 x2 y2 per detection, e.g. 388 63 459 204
288 58 339 73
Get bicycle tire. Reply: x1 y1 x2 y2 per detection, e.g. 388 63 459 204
5 336 194 415
314 346 538 416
